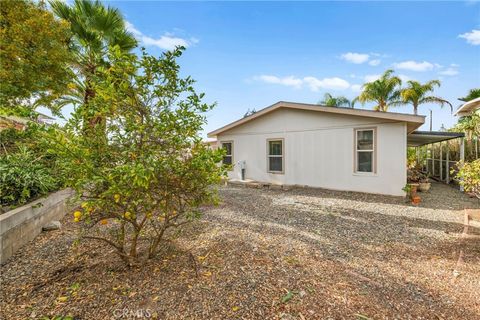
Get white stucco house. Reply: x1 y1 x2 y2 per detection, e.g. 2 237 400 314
208 101 425 196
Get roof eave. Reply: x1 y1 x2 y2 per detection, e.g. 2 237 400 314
208 101 425 137
454 97 480 116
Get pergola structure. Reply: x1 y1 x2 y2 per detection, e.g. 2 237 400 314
407 131 466 190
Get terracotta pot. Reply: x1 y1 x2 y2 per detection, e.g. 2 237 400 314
409 183 419 198
411 195 421 205
418 182 431 192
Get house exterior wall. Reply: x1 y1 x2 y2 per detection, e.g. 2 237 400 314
216 108 407 196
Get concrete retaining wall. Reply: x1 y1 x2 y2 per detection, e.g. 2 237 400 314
0 189 74 264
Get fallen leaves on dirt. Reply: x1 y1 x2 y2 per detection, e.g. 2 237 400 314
1 183 479 319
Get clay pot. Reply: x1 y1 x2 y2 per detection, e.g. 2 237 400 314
409 183 419 197
411 195 421 205
418 182 431 192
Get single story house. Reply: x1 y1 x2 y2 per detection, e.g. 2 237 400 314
208 101 425 196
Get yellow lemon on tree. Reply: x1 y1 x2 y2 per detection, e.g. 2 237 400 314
114 194 120 203
124 212 132 220
73 211 82 219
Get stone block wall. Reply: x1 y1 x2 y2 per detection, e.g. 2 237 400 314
0 189 74 264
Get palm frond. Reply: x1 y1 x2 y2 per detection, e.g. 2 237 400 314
420 96 453 113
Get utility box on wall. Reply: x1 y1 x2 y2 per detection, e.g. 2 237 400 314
238 160 246 180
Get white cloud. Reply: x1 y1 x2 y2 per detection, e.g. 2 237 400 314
142 35 189 50
459 29 480 45
393 60 435 72
254 75 303 88
368 59 381 66
303 77 350 91
126 21 196 51
364 74 381 82
351 84 362 92
254 75 350 91
439 67 459 76
340 52 370 64
398 74 412 82
125 21 142 37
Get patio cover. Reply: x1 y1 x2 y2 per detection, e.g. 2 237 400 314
454 97 480 116
407 131 465 147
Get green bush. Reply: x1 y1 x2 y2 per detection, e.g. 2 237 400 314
0 146 58 208
456 159 480 198
0 125 64 210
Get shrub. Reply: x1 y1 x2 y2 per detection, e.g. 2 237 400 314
0 146 58 209
48 47 226 266
456 160 480 198
0 124 64 210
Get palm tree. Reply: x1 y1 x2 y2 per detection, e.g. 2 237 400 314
318 93 352 108
354 69 402 112
459 88 480 102
50 0 137 130
400 80 452 115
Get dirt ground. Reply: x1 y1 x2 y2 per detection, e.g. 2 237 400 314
1 182 479 320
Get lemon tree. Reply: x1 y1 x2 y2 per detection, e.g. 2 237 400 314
49 46 225 265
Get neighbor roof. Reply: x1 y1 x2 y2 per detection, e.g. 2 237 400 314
208 101 425 137
454 97 480 116
407 131 465 147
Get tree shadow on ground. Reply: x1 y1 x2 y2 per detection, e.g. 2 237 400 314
273 181 480 211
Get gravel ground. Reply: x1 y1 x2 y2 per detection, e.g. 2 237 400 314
1 182 479 319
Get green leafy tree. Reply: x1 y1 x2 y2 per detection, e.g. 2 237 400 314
454 110 480 140
454 89 480 139
50 0 137 132
354 69 402 112
47 47 225 266
459 88 480 102
400 80 452 115
456 160 480 199
318 93 352 108
0 0 72 114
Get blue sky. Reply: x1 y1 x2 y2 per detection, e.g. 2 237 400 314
48 1 480 136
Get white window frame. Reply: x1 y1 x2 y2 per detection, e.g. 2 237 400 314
267 138 284 174
221 141 233 170
354 128 377 174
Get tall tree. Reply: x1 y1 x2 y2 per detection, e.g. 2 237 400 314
0 0 72 115
400 80 452 115
354 69 402 112
50 0 137 132
47 47 225 265
318 93 352 108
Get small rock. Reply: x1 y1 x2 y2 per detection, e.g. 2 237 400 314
42 221 61 231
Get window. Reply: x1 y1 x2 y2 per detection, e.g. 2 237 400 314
221 141 233 166
355 128 376 173
267 139 284 173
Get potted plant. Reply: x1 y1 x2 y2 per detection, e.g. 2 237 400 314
418 174 431 192
403 183 420 204
407 168 421 194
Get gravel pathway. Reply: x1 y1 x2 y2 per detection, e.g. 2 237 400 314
1 182 479 319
